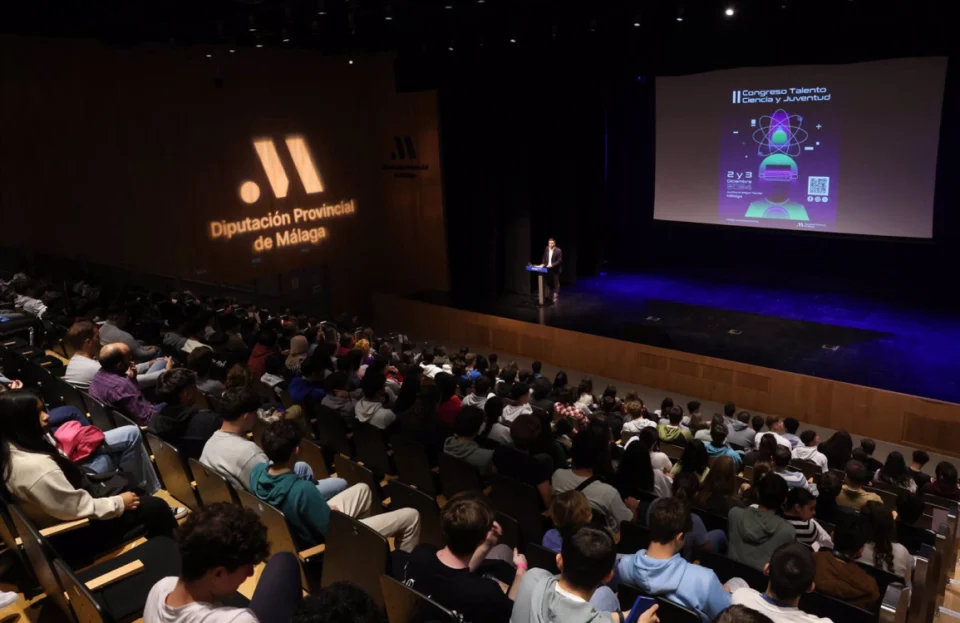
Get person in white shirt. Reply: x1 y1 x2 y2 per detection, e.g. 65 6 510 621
859 501 915 586
792 431 829 473
755 418 792 450
731 542 833 623
419 349 443 379
144 503 301 623
65 321 170 391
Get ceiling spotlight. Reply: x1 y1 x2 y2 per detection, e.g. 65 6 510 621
282 28 290 43
229 49 235 53
256 44 263 48
205 53 212 58
477 0 485 4
283 37 291 42
317 0 326 15
724 7 735 16
509 38 516 43
448 46 454 51
248 16 257 32
676 8 684 21
444 3 453 8
348 59 354 65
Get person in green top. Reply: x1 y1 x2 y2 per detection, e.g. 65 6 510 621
658 406 692 444
249 419 421 550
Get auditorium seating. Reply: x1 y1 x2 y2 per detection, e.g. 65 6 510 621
146 432 202 511
380 574 458 623
321 510 392 608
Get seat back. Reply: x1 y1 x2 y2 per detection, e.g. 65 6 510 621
653 597 701 623
380 574 458 623
391 436 437 496
0 347 26 380
9 505 75 622
314 407 354 457
438 453 482 498
235 488 310 589
322 510 390 607
353 422 393 476
661 444 684 460
799 590 876 623
299 438 331 480
145 433 202 511
857 561 904 599
618 521 650 555
334 455 384 512
386 480 443 549
525 542 560 574
494 511 521 550
896 520 936 555
251 417 266 449
54 559 110 623
694 509 729 535
80 392 117 430
489 473 547 545
696 550 767 591
55 378 88 414
0 501 38 594
789 460 822 481
188 458 239 506
864 486 898 508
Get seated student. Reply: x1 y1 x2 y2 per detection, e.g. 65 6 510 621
649 472 727 558
0 390 177 562
658 406 692 444
542 491 592 552
671 439 711 483
187 346 225 397
404 493 524 623
837 460 884 510
756 418 792 450
772 446 818 496
729 474 796 570
144 503 302 623
695 456 747 517
287 355 327 405
462 375 495 410
261 353 289 398
782 418 802 449
858 439 884 475
499 383 532 425
922 461 960 501
783 488 833 551
292 583 383 623
614 437 673 501
636 426 673 474
618 497 733 622
813 513 880 610
705 423 744 470
200 387 345 497
319 371 356 420
875 451 917 493
621 400 657 438
89 343 162 425
731 542 830 623
909 450 932 490
514 525 646 623
727 412 763 450
813 471 841 525
354 371 396 430
553 427 636 536
148 368 222 460
493 414 554 507
529 378 555 414
717 605 776 623
444 406 494 475
792 431 828 474
895 492 932 554
100 305 159 361
251 419 420 550
859 501 915 585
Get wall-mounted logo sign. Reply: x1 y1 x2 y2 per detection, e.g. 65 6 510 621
382 135 428 179
209 135 356 254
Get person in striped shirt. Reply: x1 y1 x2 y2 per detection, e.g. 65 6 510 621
783 488 833 551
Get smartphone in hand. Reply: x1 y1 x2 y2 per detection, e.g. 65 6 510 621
625 595 658 623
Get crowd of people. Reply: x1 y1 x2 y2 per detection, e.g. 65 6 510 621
0 268 957 623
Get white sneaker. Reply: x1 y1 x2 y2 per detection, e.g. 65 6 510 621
0 590 18 610
173 507 188 520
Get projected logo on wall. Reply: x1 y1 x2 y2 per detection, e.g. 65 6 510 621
208 135 356 254
382 135 429 179
719 94 839 231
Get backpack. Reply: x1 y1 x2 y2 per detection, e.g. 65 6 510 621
54 421 105 462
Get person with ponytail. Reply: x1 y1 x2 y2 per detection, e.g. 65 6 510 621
0 390 176 563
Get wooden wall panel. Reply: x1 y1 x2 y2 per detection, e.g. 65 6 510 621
373 293 960 456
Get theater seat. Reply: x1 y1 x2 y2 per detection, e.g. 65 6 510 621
438 453 483 498
380 574 458 623
322 510 391 608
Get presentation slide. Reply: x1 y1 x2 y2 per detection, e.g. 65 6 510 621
654 57 947 238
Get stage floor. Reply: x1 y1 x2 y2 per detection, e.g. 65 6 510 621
413 272 960 404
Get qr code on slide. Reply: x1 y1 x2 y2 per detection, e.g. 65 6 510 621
807 176 830 196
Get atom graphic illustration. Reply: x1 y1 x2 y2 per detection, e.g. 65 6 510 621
752 109 808 157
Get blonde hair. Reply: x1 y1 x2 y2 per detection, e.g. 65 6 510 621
625 401 645 419
549 491 592 529
356 338 371 357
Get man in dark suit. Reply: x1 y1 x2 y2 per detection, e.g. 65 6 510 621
539 238 562 301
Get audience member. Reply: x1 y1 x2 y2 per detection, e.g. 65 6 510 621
716 605 776 623
285 335 309 374
696 456 747 516
671 439 711 483
756 419 792 450
729 474 795 570
665 471 728 557
100 305 159 360
444 406 494 475
705 423 744 470
404 493 523 623
782 488 832 551
247 330 279 379
542 490 591 552
553 426 635 535
251 419 420 549
858 439 884 474
355 371 396 430
513 525 640 623
64 321 105 390
618 497 733 622
463 375 494 410
908 450 932 490
730 542 829 623
287 356 327 405
529 378 555 414
875 450 917 493
89 343 161 425
144 503 301 623
621 400 657 439
837 460 883 510
782 418 801 449
615 437 672 500
772 446 818 496
812 513 880 610
554 388 589 431
894 492 931 554
658 406 692 444
792 431 828 474
637 426 673 474
501 382 533 424
493 413 553 506
922 461 960 500
817 431 853 472
0 390 176 562
435 372 462 426
148 368 222 460
859 501 914 584
319 371 356 420
292 583 385 623
727 412 762 450
813 471 842 525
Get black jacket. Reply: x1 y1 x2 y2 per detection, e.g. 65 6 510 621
541 246 562 273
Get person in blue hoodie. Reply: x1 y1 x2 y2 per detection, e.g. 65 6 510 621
704 423 744 471
617 497 735 623
250 419 421 550
287 356 326 405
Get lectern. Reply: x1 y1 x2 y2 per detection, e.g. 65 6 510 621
525 264 548 307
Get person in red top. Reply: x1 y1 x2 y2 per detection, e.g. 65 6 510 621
247 329 279 379
336 334 354 358
436 372 462 427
